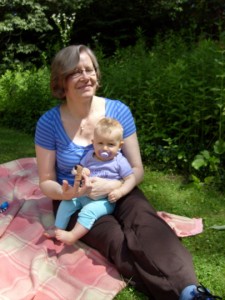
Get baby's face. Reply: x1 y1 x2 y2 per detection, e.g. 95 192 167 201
93 131 122 161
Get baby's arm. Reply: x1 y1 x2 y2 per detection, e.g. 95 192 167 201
108 173 136 203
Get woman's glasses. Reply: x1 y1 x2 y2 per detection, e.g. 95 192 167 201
70 68 96 78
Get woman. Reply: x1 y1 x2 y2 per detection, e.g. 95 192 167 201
35 45 221 300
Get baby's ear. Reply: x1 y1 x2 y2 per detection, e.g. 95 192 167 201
120 140 124 147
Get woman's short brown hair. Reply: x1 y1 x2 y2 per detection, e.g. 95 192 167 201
50 45 101 100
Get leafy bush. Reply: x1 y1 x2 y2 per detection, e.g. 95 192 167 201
99 34 225 188
0 33 225 188
0 67 58 133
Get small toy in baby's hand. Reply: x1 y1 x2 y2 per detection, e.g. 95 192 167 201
0 201 9 213
72 165 83 187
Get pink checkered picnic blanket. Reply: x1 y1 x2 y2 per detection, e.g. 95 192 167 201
0 157 203 300
0 158 126 300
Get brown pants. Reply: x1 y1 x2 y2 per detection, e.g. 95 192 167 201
53 187 197 300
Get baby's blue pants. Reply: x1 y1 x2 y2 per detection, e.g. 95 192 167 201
55 196 116 230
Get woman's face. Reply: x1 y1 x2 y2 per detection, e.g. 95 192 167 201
65 51 98 100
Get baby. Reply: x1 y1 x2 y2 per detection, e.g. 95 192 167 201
45 117 136 245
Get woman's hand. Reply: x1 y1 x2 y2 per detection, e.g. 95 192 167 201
62 173 92 200
88 177 122 200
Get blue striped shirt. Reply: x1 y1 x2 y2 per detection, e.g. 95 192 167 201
35 98 136 185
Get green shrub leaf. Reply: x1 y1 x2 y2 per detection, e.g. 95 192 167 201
214 140 225 154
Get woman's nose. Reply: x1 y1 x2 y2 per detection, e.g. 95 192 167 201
79 71 89 79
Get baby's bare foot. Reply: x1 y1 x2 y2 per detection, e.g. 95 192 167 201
55 229 76 245
44 227 57 239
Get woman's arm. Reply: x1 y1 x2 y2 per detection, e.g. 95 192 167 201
88 177 122 200
35 145 91 200
122 132 144 185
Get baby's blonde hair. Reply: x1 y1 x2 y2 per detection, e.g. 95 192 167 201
94 118 123 141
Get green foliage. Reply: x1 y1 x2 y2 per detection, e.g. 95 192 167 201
151 0 189 19
189 48 225 189
97 34 225 189
0 0 52 70
52 12 76 48
1 0 225 71
0 0 93 70
191 150 221 188
0 66 58 133
0 0 51 32
0 33 225 189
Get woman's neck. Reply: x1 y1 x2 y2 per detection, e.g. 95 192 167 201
59 96 105 146
64 96 95 120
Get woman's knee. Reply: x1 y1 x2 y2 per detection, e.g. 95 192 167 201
114 187 157 226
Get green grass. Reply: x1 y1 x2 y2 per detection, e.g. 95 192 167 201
140 170 225 297
0 126 35 162
0 126 224 299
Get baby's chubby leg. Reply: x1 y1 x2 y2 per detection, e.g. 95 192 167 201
44 199 81 240
55 197 91 244
45 193 83 240
55 197 115 245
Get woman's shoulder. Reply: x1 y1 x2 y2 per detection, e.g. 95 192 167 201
104 98 136 137
105 97 127 108
41 105 60 117
95 95 128 108
104 98 131 116
37 105 60 124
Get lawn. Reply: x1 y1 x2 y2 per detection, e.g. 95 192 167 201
0 126 224 299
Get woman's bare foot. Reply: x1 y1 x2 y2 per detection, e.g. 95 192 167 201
44 227 57 239
55 229 76 245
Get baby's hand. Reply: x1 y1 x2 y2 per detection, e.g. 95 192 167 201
108 189 123 203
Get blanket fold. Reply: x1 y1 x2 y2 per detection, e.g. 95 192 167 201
157 211 203 237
